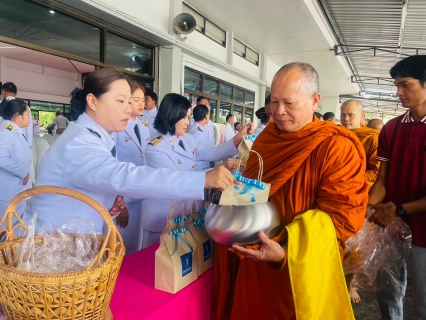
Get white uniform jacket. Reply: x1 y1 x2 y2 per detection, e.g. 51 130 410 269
0 120 32 203
142 133 237 232
188 122 213 171
25 113 205 233
114 118 150 203
253 124 266 135
138 108 158 138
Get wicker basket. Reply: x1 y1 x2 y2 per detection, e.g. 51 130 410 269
0 186 125 320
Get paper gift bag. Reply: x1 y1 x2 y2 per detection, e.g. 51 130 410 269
219 150 271 206
189 217 213 276
188 201 213 276
155 226 198 294
238 134 258 165
160 204 191 244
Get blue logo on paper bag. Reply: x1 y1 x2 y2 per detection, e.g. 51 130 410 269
203 240 212 261
180 252 192 277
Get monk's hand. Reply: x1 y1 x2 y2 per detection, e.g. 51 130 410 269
116 207 129 229
368 203 397 227
222 158 240 171
229 231 285 263
205 166 238 191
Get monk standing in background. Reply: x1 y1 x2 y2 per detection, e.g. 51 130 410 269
340 100 380 186
212 62 368 320
367 118 384 131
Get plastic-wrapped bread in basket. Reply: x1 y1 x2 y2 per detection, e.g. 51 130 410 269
0 186 125 320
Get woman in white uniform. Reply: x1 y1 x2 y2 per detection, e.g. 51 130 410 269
114 80 150 254
253 107 271 135
142 93 253 247
24 68 235 234
0 99 32 225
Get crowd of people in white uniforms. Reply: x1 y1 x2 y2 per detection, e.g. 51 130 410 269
0 68 261 256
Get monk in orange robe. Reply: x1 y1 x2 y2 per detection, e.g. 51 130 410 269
212 63 368 320
340 99 380 186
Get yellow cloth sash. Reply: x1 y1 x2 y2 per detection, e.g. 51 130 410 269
286 209 355 320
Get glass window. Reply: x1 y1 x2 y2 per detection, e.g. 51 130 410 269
184 93 198 107
184 69 202 91
244 107 253 124
233 39 245 57
233 105 243 123
0 0 101 61
209 99 217 122
203 77 219 96
234 87 244 104
219 102 231 124
107 32 153 77
245 91 255 106
205 21 226 46
182 4 205 32
246 47 259 66
220 82 233 100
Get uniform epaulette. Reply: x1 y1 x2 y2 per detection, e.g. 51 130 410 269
149 135 164 146
5 124 13 131
86 127 101 139
198 126 203 132
141 121 149 127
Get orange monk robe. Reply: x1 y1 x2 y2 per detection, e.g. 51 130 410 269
351 127 380 186
213 118 368 320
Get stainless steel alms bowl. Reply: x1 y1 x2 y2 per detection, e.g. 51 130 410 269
205 202 281 246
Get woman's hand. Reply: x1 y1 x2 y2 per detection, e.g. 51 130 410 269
110 195 126 217
222 158 241 171
232 122 254 147
22 174 30 186
116 207 129 228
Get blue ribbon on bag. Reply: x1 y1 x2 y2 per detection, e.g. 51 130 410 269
233 171 266 202
244 134 258 144
193 217 206 232
171 215 189 226
170 227 193 255
195 208 207 215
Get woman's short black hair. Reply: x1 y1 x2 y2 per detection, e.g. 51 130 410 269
3 99 27 120
390 55 426 85
154 93 191 135
255 107 268 124
192 104 209 122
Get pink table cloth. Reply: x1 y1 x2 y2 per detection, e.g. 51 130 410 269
110 244 214 319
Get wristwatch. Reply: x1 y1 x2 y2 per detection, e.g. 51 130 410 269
395 204 407 219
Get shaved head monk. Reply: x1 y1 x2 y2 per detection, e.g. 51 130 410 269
212 63 368 320
340 100 380 186
368 118 384 131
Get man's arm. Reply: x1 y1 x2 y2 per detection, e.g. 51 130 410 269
368 161 388 205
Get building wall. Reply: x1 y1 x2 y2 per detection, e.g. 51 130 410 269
78 0 268 115
0 57 81 104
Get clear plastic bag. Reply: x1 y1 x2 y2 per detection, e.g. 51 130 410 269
14 213 99 274
343 206 412 291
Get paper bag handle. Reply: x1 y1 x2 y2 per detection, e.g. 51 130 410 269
167 204 185 232
237 149 264 181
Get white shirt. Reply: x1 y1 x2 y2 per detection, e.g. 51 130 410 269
253 124 266 135
138 108 158 138
224 123 236 142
